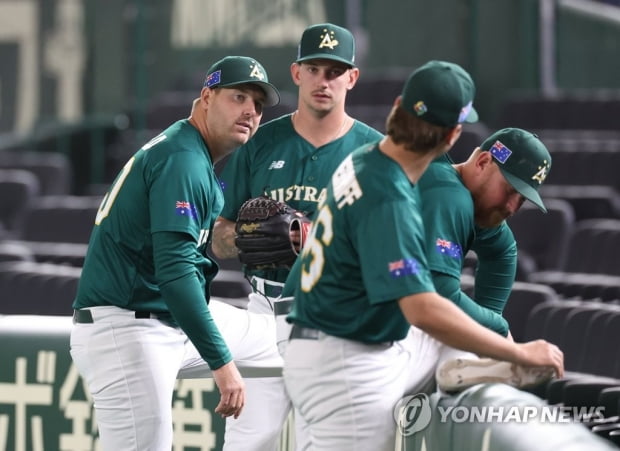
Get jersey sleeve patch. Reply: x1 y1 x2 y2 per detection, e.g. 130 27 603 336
175 201 198 220
388 257 420 278
435 238 463 259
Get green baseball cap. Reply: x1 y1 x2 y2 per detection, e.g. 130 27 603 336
296 23 356 67
401 60 478 127
480 128 552 212
204 56 280 107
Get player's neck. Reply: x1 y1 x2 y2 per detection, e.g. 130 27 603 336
188 115 231 164
379 137 440 184
291 109 351 148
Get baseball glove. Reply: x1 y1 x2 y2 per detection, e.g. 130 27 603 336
235 196 311 270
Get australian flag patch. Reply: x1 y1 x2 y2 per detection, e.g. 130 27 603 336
205 70 221 88
435 238 462 259
175 201 197 220
388 258 420 279
489 140 512 164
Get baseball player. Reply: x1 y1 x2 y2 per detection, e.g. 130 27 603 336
283 60 564 451
211 23 383 450
416 127 555 392
70 56 283 451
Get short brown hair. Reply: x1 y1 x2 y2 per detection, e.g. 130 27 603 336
385 105 453 152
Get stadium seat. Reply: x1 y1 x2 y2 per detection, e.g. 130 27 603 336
539 185 620 221
541 131 620 155
542 148 620 191
503 282 558 342
522 300 563 342
530 273 620 302
20 195 102 243
529 219 620 299
524 302 620 401
497 95 620 131
0 169 40 235
599 387 620 421
507 198 575 273
563 379 620 411
7 241 89 267
0 241 35 263
540 300 584 349
0 150 72 195
592 422 620 443
0 261 80 315
562 304 614 371
543 306 620 404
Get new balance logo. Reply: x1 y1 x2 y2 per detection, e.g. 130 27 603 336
268 160 286 170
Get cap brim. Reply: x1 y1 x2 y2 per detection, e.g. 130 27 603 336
254 82 280 107
500 170 547 213
220 81 280 107
464 107 479 124
296 54 355 67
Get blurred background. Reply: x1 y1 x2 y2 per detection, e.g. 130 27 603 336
3 0 620 312
1 0 620 193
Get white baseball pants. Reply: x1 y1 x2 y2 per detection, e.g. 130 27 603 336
223 285 310 451
283 327 441 451
70 300 282 451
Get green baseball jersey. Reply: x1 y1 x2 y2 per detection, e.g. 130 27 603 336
417 154 516 333
286 143 436 343
219 113 383 282
74 119 222 311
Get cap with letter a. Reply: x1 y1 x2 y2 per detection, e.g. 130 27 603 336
204 56 280 107
480 127 552 212
296 23 356 67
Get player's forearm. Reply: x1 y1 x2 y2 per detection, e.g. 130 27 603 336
472 225 517 313
161 274 233 369
212 216 239 259
153 231 232 368
473 258 515 314
399 292 519 363
432 272 508 336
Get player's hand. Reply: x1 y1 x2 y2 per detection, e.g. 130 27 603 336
515 339 564 379
212 361 245 419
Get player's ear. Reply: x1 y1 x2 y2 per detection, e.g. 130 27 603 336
476 148 494 170
290 63 302 86
346 67 360 89
200 86 214 107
